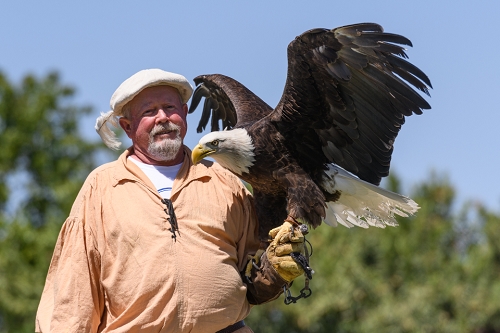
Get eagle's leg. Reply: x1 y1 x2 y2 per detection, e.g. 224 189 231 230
285 215 300 225
284 215 310 236
282 172 326 228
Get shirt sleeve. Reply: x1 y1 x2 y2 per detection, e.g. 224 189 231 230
235 187 286 305
35 216 104 332
234 188 261 273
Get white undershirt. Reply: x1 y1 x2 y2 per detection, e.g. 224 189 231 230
129 157 182 199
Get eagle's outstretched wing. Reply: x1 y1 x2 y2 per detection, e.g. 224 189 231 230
270 23 432 185
188 74 273 132
190 23 432 232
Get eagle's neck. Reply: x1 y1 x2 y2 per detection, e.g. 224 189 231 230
213 128 255 175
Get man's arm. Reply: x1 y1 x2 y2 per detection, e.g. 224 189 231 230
243 251 288 305
243 221 307 305
36 217 103 332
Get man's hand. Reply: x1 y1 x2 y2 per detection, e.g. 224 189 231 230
266 221 306 282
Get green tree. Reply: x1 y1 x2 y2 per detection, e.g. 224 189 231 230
246 174 500 333
0 71 109 332
1 71 499 333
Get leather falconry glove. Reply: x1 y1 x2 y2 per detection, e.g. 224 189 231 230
266 221 306 282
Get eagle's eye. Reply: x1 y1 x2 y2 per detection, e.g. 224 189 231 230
211 139 220 146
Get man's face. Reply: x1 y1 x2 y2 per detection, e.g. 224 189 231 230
119 85 188 165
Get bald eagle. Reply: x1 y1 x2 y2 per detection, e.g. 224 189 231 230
189 23 431 241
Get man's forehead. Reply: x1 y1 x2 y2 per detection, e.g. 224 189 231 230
132 85 181 107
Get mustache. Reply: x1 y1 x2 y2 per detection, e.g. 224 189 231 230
150 123 181 136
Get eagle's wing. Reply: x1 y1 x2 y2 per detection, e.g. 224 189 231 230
188 74 273 132
270 23 432 185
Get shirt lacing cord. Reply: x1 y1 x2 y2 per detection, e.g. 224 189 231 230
161 198 179 241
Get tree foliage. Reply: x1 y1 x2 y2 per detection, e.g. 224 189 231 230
246 174 500 333
1 71 499 332
0 71 109 332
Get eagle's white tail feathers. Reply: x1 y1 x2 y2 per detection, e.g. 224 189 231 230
95 111 122 150
321 164 418 229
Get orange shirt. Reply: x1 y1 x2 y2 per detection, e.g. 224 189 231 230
36 147 262 332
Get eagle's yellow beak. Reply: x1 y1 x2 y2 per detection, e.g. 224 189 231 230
191 144 215 164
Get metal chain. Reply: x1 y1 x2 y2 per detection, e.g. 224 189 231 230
283 277 313 305
283 232 314 305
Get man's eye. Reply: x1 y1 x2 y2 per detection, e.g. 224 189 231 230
211 140 219 146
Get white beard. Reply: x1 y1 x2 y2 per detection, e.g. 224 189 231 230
148 123 182 161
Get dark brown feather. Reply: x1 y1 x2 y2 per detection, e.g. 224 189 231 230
189 22 431 237
189 74 273 131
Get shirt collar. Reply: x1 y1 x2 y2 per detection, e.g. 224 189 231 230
112 145 212 197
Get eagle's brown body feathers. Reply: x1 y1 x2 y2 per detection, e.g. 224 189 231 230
189 23 431 240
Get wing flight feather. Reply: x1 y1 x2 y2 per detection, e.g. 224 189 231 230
188 23 431 185
270 23 432 185
188 74 273 131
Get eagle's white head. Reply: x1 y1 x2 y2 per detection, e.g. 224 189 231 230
191 128 256 175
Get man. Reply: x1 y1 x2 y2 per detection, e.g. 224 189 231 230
36 69 305 332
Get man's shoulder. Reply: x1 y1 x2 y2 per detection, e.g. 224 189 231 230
81 159 121 189
193 160 247 192
89 159 119 177
194 159 232 177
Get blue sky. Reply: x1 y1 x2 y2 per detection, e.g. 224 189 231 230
2 1 499 212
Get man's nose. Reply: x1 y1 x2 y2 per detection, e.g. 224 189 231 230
156 108 169 123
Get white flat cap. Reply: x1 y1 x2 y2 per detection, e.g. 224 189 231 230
111 68 193 116
95 69 193 150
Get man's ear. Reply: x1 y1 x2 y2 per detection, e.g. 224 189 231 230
182 103 189 117
119 117 133 139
